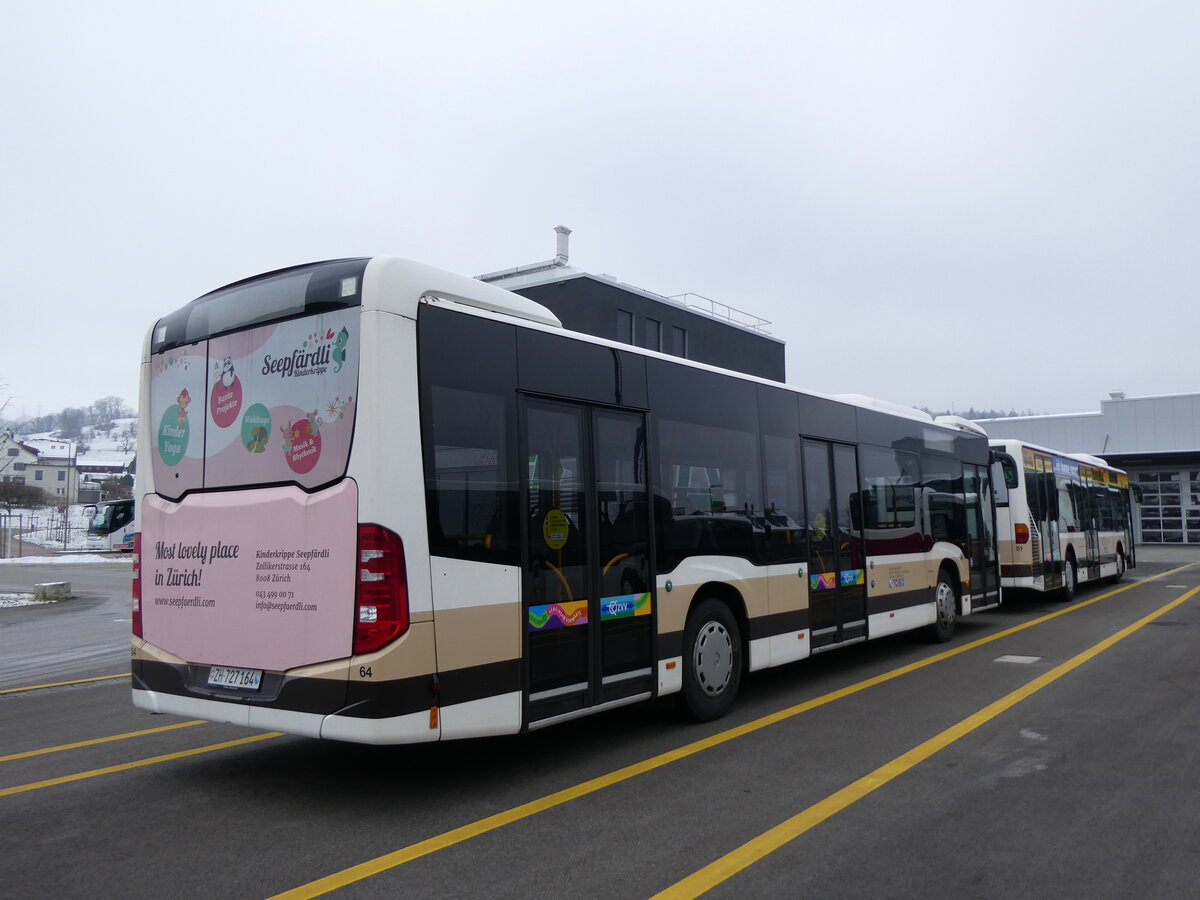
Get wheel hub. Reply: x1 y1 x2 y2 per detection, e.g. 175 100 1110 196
694 621 733 696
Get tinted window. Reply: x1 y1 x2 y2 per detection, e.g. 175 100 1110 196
650 363 761 570
153 258 368 352
858 445 922 556
617 309 634 344
922 454 966 550
656 417 761 568
671 326 687 358
518 329 620 405
645 318 662 351
419 307 519 564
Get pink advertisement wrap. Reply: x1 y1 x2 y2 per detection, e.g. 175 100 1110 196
150 343 207 496
141 480 358 672
149 311 359 496
204 313 359 490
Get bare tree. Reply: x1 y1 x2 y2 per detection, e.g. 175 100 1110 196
59 407 88 439
92 396 133 428
0 481 43 513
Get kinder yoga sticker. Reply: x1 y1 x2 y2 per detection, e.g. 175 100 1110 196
158 390 191 466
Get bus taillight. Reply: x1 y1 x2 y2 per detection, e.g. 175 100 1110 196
1014 523 1030 544
354 524 409 655
131 533 143 638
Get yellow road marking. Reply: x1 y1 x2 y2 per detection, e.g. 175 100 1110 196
0 673 128 695
0 720 206 763
652 584 1200 899
270 566 1197 899
0 732 282 798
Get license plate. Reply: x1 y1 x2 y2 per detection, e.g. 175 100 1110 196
207 665 263 690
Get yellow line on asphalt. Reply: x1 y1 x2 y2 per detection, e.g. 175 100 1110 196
652 583 1200 899
0 673 128 695
0 720 206 763
269 565 1197 899
0 732 282 798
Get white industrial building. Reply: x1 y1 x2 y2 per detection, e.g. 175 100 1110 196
976 393 1200 545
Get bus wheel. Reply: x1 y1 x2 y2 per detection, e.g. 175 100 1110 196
929 572 957 642
1061 556 1077 601
682 598 742 722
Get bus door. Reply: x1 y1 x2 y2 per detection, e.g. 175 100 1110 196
803 440 866 650
1025 454 1059 589
1082 475 1100 576
523 400 655 724
964 463 1000 610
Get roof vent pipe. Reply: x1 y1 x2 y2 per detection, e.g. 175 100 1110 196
554 225 572 266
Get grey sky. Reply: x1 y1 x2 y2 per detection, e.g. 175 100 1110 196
4 2 1197 421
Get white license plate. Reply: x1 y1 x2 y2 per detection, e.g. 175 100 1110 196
207 665 263 690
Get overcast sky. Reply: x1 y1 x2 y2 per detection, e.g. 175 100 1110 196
4 2 1198 423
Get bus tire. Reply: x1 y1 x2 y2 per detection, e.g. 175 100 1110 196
1061 555 1077 601
682 598 742 722
929 571 957 642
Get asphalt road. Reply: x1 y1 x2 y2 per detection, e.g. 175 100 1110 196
2 551 1199 899
0 557 133 689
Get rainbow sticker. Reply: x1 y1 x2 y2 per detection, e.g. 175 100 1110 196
600 592 651 621
810 572 837 592
528 600 589 631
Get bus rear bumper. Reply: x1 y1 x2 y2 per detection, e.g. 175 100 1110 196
132 686 524 745
132 688 325 739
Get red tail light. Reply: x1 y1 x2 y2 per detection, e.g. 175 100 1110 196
354 524 409 654
1015 524 1030 545
131 533 143 638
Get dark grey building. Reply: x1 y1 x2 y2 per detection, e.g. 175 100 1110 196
478 227 785 383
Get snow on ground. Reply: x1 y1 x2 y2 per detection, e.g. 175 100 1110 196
0 593 52 608
0 554 129 565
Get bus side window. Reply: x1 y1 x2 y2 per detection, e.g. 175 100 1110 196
991 455 1016 506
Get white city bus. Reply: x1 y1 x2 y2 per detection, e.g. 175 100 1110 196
86 499 135 552
990 439 1135 598
132 257 1000 744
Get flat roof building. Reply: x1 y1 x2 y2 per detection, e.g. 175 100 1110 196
478 227 786 383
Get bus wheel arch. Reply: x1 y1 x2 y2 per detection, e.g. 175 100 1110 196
681 586 746 722
929 565 959 643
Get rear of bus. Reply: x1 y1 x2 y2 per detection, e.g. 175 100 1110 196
134 259 432 742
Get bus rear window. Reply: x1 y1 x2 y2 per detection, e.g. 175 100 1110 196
152 258 368 353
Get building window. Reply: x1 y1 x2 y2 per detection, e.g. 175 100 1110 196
645 318 662 352
6 448 17 456
13 463 25 471
1138 470 1184 543
58 470 66 481
616 309 634 345
672 325 688 358
35 470 43 481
